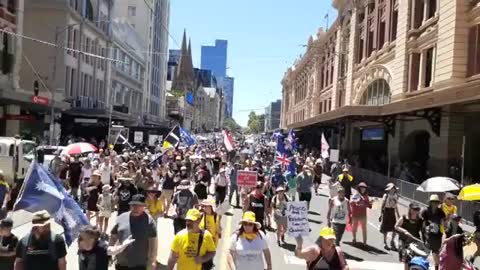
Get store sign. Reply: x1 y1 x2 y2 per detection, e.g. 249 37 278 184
1 115 36 121
31 95 49 106
133 131 143 144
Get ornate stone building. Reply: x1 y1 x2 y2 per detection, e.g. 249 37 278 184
281 0 480 183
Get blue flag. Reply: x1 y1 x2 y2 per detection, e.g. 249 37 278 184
287 129 298 152
14 162 89 246
179 127 196 146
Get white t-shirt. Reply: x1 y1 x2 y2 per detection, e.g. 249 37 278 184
331 197 349 224
81 167 92 180
100 163 111 185
230 232 267 270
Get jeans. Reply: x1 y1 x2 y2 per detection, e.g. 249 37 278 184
332 223 346 246
229 184 240 206
173 217 186 234
216 185 227 205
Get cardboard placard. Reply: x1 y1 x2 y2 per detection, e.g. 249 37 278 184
237 170 258 188
330 149 340 163
286 201 310 237
134 131 143 144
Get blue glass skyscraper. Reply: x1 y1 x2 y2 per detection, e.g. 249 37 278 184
200 40 234 118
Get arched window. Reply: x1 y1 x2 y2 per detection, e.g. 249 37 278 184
360 79 391 105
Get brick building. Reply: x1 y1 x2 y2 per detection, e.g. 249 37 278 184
281 0 480 184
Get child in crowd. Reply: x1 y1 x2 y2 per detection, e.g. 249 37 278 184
97 185 114 233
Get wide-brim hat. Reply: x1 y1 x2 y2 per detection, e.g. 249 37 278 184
238 211 262 229
429 194 441 202
358 182 368 188
276 186 285 192
102 184 112 191
200 199 216 208
31 210 51 227
319 227 336 240
385 183 397 191
92 170 102 177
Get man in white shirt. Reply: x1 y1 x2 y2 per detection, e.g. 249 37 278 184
100 158 112 185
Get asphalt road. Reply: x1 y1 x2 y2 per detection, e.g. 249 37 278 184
16 177 480 269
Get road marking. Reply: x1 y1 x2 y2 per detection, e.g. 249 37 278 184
284 255 404 269
219 212 233 270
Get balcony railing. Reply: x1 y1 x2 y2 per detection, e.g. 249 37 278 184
72 96 106 109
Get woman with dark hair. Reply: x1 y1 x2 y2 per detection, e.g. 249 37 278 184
294 227 349 270
439 233 471 270
380 183 400 250
395 203 424 270
228 211 272 270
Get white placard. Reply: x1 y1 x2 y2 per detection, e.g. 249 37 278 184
286 201 310 237
133 131 143 144
148 135 163 146
329 149 340 163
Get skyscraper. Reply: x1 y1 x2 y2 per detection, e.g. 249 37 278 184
201 40 227 78
201 39 234 118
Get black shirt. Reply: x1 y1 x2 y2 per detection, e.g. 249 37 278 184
421 207 446 235
117 184 138 213
78 241 109 270
15 233 67 270
212 157 221 174
0 234 18 270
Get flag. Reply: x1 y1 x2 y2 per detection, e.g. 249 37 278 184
222 130 234 152
163 126 180 149
272 130 283 140
179 127 196 146
321 132 330 158
287 129 297 151
14 162 88 246
275 136 293 169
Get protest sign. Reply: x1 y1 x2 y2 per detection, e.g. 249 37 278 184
286 201 310 237
237 170 258 188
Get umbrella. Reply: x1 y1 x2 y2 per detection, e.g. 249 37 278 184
458 184 480 201
61 142 97 156
417 176 460 192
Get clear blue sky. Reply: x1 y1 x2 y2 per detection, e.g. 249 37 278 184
169 0 335 126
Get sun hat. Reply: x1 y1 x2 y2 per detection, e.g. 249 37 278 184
319 227 336 240
342 167 349 172
178 179 191 189
429 194 441 202
358 182 368 188
129 194 146 206
185 208 202 221
385 183 397 191
276 186 285 192
200 199 216 208
92 170 101 177
0 217 13 228
102 184 112 191
239 211 261 229
180 166 187 171
31 210 51 227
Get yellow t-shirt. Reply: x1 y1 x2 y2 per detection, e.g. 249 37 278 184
171 230 217 270
146 198 164 216
442 203 457 218
199 214 220 245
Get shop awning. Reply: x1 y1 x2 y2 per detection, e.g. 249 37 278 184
288 81 480 129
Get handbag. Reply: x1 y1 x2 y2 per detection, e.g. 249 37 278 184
197 230 214 270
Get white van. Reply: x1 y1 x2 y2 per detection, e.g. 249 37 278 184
0 137 36 184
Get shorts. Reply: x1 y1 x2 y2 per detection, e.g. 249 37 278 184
427 234 442 253
299 192 312 202
160 189 174 203
99 211 112 218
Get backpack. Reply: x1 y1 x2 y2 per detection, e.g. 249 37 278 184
20 231 58 262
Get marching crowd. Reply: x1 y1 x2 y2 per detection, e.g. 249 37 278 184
0 135 479 270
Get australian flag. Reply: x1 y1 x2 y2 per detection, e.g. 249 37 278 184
179 127 196 146
286 129 298 152
275 135 296 174
14 162 88 246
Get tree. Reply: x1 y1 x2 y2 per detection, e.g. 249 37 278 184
223 117 242 132
247 111 263 134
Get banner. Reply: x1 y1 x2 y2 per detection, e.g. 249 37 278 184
133 131 143 144
286 201 310 237
237 170 257 187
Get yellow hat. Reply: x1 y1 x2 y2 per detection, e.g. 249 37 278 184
109 144 113 149
319 227 336 240
185 208 202 221
239 211 261 229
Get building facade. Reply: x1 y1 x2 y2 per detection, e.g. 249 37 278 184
281 0 480 184
265 99 281 132
201 39 234 119
149 0 170 124
22 0 113 143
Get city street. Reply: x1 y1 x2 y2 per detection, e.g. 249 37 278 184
11 181 407 270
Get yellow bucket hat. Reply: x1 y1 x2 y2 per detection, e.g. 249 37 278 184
185 208 202 221
239 211 262 229
319 227 336 240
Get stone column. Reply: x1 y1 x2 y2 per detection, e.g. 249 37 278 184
390 0 411 99
344 7 358 105
331 27 342 111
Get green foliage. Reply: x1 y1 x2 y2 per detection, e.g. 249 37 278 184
246 111 264 134
223 117 242 132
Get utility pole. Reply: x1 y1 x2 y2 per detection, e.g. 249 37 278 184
49 28 60 146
